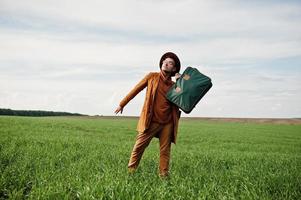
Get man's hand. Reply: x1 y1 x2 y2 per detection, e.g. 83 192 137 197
175 73 181 80
114 105 124 114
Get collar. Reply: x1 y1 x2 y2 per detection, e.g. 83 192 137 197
160 70 173 85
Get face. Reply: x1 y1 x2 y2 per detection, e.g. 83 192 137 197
161 57 176 73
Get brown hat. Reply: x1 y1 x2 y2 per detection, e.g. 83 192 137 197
159 52 181 76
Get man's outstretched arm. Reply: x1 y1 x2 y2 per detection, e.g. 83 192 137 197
115 72 152 114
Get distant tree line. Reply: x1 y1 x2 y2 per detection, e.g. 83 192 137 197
0 108 86 117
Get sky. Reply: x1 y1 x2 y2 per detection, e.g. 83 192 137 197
0 0 300 118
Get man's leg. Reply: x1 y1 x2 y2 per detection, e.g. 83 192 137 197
128 122 162 171
158 121 173 177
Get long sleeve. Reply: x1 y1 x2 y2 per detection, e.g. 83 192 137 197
119 72 152 108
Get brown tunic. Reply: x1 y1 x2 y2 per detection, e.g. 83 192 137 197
119 71 181 144
151 70 174 124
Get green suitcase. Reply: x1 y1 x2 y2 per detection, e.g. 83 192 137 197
166 67 213 114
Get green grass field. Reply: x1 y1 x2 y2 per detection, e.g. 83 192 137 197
0 116 300 199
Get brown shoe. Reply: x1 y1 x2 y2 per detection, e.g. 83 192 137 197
128 167 136 174
159 172 169 180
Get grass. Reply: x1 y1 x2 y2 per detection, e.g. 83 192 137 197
0 116 300 199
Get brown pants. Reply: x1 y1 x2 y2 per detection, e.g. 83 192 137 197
128 120 173 176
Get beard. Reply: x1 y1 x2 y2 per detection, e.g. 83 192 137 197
162 67 173 73
162 69 176 77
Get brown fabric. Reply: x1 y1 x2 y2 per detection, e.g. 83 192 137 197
151 70 174 124
119 71 181 144
128 121 173 176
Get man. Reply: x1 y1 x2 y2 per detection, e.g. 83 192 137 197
114 52 182 178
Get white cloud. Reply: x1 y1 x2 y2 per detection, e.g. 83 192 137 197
0 0 301 118
2 0 301 37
